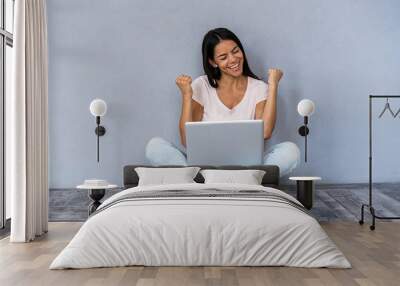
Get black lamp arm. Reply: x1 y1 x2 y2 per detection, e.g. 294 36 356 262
298 116 310 162
94 116 106 162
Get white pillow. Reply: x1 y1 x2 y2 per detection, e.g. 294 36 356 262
135 167 201 186
200 169 266 185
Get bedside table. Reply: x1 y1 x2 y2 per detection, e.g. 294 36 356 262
77 183 118 215
289 176 321 210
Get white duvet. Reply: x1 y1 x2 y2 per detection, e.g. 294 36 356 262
50 183 351 269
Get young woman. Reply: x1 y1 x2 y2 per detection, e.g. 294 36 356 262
146 28 300 177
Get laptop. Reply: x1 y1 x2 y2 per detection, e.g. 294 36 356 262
185 120 264 165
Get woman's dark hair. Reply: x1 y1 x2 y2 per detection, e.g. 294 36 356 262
202 27 259 88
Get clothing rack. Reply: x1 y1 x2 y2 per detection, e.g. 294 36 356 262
359 95 400 230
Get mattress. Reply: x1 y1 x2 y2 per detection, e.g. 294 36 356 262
50 183 350 269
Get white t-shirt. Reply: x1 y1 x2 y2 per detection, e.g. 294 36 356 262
191 75 268 121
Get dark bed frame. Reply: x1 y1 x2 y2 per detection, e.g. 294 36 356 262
123 165 280 189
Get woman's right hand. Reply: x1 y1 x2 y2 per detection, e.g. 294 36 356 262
176 75 193 98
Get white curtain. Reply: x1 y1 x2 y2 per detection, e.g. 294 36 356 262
10 0 49 242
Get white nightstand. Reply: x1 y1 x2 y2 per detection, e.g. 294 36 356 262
77 183 118 215
289 176 321 210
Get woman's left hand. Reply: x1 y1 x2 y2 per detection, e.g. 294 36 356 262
267 68 283 85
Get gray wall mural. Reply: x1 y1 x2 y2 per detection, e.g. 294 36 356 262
47 0 400 188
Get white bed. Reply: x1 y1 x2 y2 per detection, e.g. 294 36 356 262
50 183 351 269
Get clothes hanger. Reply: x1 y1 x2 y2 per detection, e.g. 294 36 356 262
394 106 400 118
378 98 396 118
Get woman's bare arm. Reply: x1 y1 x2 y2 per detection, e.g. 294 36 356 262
262 83 278 139
176 75 204 146
179 96 192 146
255 69 283 139
179 99 203 146
255 95 276 140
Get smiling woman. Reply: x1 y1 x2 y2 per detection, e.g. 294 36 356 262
145 28 300 177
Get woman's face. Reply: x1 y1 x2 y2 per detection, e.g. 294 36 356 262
211 39 244 78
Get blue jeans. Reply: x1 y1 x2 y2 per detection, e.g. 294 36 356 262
145 137 301 177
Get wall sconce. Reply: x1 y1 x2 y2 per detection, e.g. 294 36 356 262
297 99 315 162
89 99 107 162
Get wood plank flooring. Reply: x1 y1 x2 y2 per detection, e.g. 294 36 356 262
1 222 400 286
48 183 400 222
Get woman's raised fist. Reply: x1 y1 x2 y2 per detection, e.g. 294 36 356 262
176 75 193 97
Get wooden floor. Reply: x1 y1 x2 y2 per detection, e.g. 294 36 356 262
0 222 399 286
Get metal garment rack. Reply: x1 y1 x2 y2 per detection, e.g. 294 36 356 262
359 95 400 230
